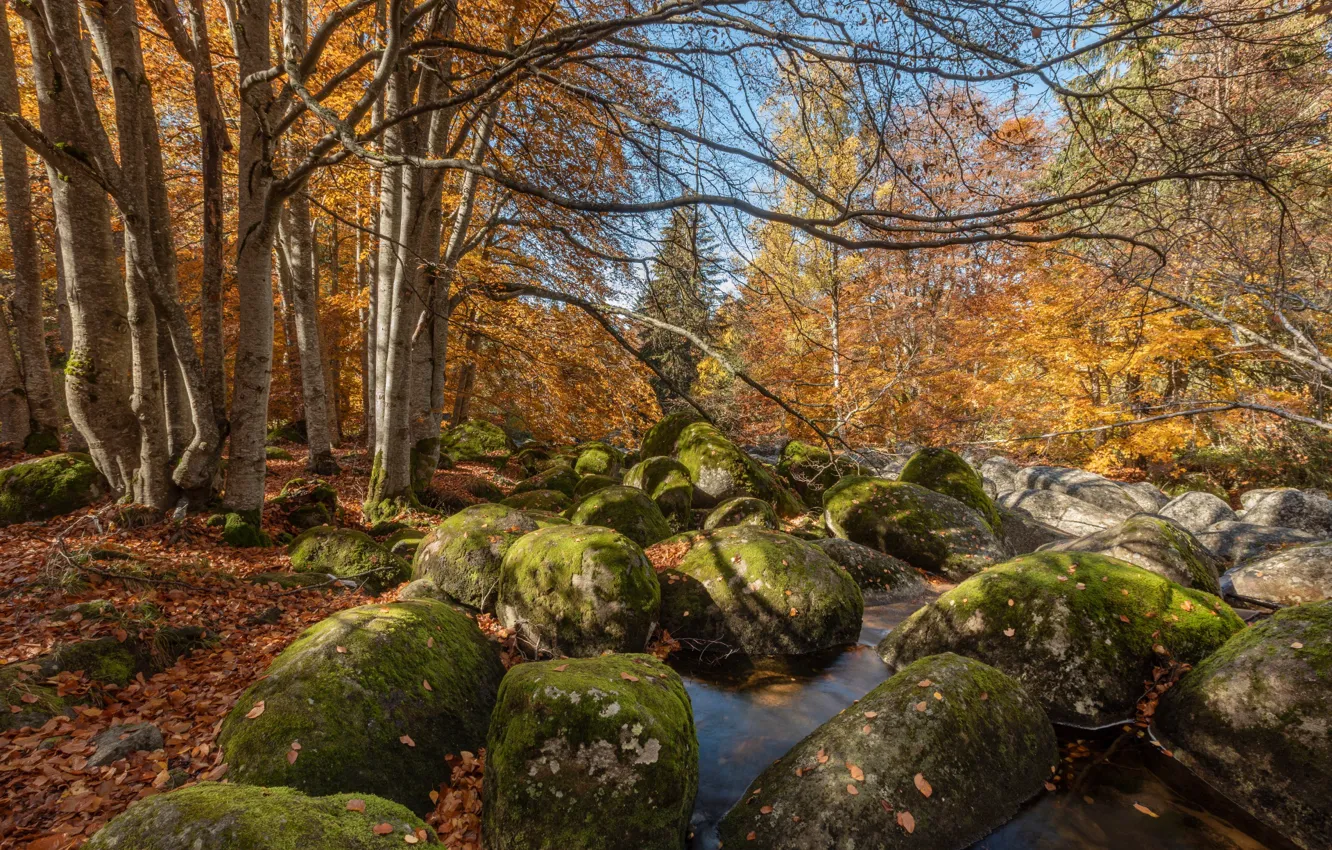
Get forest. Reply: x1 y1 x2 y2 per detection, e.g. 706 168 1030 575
0 0 1330 848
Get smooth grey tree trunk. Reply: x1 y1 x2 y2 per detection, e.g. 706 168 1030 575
0 306 31 445
280 198 339 474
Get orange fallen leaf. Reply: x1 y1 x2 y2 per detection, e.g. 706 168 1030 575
747 832 756 841
554 664 568 671
245 701 266 719
1003 628 1016 637
620 671 639 682
336 646 347 654
1044 781 1056 791
423 680 432 692
427 637 434 648
897 810 915 833
914 701 927 712
863 711 878 718
373 822 394 835
914 773 932 797
916 679 931 687
1291 642 1304 649
400 734 415 747
1133 803 1159 818
760 805 772 814
846 784 859 795
848 763 864 781
286 749 299 764
404 835 419 845
346 799 366 813
817 748 828 764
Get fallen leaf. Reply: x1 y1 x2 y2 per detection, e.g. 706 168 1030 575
400 734 415 747
933 691 943 701
620 671 639 682
245 701 266 719
817 748 829 764
897 810 915 833
1003 628 1016 637
427 637 434 648
760 805 772 814
917 679 932 687
914 773 932 797
848 763 864 781
346 799 366 812
863 711 878 718
789 608 798 617
862 724 871 734
336 646 347 654
1133 803 1159 818
846 784 859 795
1291 642 1304 649
404 835 419 845
1007 599 1015 606
286 749 299 764
373 822 394 835
554 664 568 671
423 680 432 692
1044 781 1057 791
914 701 927 712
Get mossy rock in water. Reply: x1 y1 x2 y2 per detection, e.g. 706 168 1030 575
83 782 434 850
572 441 624 477
717 652 1056 850
497 524 660 658
876 552 1244 727
0 452 107 526
572 473 619 501
222 512 271 548
812 538 926 602
218 601 504 813
641 410 704 459
510 463 580 498
411 504 550 611
483 654 697 850
500 489 572 513
777 440 860 508
623 456 693 529
1155 600 1332 850
823 476 1005 580
703 496 778 531
658 527 862 657
265 445 293 461
899 447 1001 534
674 423 802 515
288 526 409 593
567 485 672 548
439 419 514 463
1044 514 1222 595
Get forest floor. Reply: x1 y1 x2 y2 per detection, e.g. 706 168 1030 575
0 446 514 850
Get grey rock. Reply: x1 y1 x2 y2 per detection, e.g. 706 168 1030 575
1158 491 1237 533
1222 543 1332 606
997 489 1123 537
87 722 163 768
1014 465 1140 518
1196 521 1322 564
1242 489 1332 537
980 456 1023 495
1240 487 1286 510
996 502 1073 555
812 538 926 601
1120 481 1169 513
1043 514 1223 594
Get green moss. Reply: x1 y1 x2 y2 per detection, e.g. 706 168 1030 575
483 654 697 850
641 411 703 459
623 457 694 530
83 782 435 850
218 601 505 813
658 527 863 656
567 485 673 548
41 638 137 686
439 420 513 464
409 436 441 492
703 496 778 531
288 526 409 593
510 464 580 498
500 489 572 513
23 427 60 455
0 664 69 731
266 419 307 445
497 525 660 657
513 443 555 475
573 441 624 477
265 446 293 461
778 440 861 508
899 447 1001 534
411 504 545 611
0 452 107 526
674 423 803 517
205 513 225 528
246 571 334 590
877 552 1244 726
1047 514 1222 594
572 473 619 500
822 476 1005 580
222 512 271 548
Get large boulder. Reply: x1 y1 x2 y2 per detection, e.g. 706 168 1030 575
995 502 1072 556
996 489 1124 537
483 654 697 850
812 538 925 601
777 440 859 508
703 496 778 531
218 601 504 813
1013 465 1140 518
1222 543 1332 606
1120 481 1170 513
717 653 1057 850
499 488 572 513
657 527 862 656
674 422 801 514
411 504 550 611
1155 601 1332 850
1043 515 1223 594
0 452 107 526
823 477 1006 580
567 485 673 548
641 410 704 459
270 478 338 530
439 419 514 463
1195 521 1322 564
287 526 409 593
1242 488 1332 537
510 463 580 498
899 447 1000 533
979 455 1023 495
496 525 660 657
572 473 619 501
572 441 624 477
83 783 433 850
1158 491 1237 533
623 456 693 528
877 552 1245 727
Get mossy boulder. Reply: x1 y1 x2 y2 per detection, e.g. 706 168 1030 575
567 485 673 548
439 419 514 463
218 601 504 813
266 419 307 445
482 654 697 850
572 441 624 477
572 473 619 501
288 526 409 593
623 456 693 529
812 538 926 601
899 447 1001 534
496 525 660 658
513 443 555 475
510 464 580 498
674 422 802 515
396 577 455 603
271 478 339 531
778 440 860 508
703 496 778 531
411 504 550 611
265 445 293 461
1155 601 1332 850
877 552 1244 727
457 475 505 503
0 452 107 526
823 476 1006 580
83 782 434 850
995 502 1072 556
383 527 424 559
718 653 1057 850
500 489 572 513
1223 543 1332 607
1044 515 1223 594
657 527 863 656
221 512 271 548
640 410 703 458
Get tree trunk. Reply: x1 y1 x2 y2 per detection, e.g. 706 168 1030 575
280 197 339 474
0 305 31 445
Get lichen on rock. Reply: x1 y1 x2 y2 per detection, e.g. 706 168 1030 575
674 423 802 515
439 419 514 464
622 456 693 529
411 504 549 611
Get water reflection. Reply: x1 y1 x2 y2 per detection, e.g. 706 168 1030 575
679 600 1275 850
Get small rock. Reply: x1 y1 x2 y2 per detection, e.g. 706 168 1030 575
87 722 164 768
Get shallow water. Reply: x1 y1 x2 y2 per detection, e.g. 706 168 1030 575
677 599 1276 850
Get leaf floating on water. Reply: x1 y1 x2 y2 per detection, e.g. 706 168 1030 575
373 823 394 835
897 810 915 833
1133 803 1160 818
245 701 266 719
346 799 366 812
914 773 932 797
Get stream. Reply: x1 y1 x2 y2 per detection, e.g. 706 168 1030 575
676 599 1278 850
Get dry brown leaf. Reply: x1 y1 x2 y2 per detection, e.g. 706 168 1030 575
897 810 915 833
400 734 416 747
914 773 932 797
620 671 639 682
245 701 266 719
1133 803 1159 818
846 784 859 796
373 822 394 835
848 763 864 781
347 799 367 813
1003 628 1016 637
